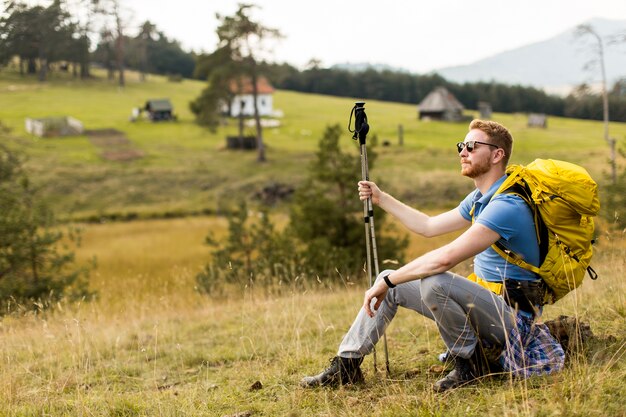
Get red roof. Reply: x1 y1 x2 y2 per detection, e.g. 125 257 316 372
228 76 275 95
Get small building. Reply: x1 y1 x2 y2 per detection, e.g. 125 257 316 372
418 87 465 121
144 99 174 121
478 101 492 119
25 116 84 137
223 76 275 117
528 113 548 128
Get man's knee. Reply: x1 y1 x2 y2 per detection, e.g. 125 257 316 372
420 273 455 309
374 269 396 285
420 273 452 293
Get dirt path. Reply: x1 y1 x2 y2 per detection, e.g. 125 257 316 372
86 129 144 161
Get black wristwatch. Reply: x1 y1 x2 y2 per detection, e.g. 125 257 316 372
383 273 396 288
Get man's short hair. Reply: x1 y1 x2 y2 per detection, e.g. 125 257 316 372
469 119 513 165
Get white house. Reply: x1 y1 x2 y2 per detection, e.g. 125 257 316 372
223 76 275 117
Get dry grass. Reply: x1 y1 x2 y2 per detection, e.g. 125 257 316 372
0 218 624 416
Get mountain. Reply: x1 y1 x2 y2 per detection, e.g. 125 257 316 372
434 18 626 95
331 62 411 73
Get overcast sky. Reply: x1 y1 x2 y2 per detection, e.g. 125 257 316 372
121 0 626 73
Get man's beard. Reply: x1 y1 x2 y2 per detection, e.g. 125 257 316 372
461 157 491 178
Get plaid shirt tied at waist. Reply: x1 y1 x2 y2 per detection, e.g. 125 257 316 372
499 313 565 378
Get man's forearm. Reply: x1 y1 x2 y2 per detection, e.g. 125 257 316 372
385 246 455 285
378 192 433 236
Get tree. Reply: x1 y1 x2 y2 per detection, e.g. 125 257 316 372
0 1 76 81
189 50 234 129
287 124 408 279
575 24 618 184
133 20 156 81
0 139 90 313
143 30 195 78
92 26 116 80
195 200 301 294
71 0 97 79
91 0 127 87
191 3 282 162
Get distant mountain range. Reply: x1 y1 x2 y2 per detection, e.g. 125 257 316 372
331 62 411 73
434 18 626 95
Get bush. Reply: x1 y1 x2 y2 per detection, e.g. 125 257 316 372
0 142 91 313
195 201 302 294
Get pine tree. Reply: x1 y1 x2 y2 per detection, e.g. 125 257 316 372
287 124 408 281
0 142 90 313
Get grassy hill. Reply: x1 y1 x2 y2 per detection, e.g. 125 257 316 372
1 70 624 221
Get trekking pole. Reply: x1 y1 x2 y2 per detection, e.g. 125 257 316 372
348 102 390 375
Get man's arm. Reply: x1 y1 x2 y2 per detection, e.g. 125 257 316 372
358 180 470 237
363 223 500 317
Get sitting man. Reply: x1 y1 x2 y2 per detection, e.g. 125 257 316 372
300 119 564 392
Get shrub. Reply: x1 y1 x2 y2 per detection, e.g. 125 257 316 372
0 142 90 313
195 201 302 294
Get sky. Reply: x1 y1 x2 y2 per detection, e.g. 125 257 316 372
122 0 626 73
117 1 625 73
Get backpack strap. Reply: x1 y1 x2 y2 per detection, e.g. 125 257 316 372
492 241 541 275
490 186 546 276
473 165 546 276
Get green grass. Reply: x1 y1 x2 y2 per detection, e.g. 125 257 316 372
1 69 624 219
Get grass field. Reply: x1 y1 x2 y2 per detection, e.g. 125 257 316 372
1 70 625 219
0 70 625 416
0 216 624 416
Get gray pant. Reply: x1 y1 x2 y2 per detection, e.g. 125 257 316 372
338 270 516 360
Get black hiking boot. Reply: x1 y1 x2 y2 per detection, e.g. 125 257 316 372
300 356 364 388
433 356 477 392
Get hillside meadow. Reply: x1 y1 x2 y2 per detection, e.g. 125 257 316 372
1 70 625 220
0 70 625 416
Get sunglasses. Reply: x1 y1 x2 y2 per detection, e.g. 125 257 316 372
456 140 500 153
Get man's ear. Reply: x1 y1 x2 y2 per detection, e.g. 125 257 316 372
492 148 506 164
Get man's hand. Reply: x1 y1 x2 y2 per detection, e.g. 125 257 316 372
358 180 382 205
363 280 389 318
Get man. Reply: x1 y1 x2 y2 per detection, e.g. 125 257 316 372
300 119 564 392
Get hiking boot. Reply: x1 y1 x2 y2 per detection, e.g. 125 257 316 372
433 356 477 392
300 356 364 388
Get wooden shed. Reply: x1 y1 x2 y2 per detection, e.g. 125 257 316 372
144 99 174 121
418 87 465 121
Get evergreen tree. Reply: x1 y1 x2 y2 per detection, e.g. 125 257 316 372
287 124 408 281
191 3 282 162
195 200 299 294
0 1 76 81
0 141 90 313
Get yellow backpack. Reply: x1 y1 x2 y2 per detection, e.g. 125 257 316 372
490 159 600 304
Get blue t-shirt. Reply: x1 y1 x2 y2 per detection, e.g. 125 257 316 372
458 175 540 282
